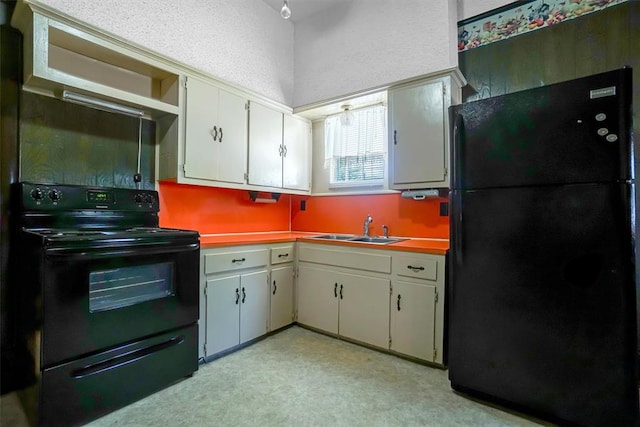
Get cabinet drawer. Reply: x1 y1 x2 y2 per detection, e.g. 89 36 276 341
393 255 438 282
205 249 269 274
271 245 294 264
299 245 391 274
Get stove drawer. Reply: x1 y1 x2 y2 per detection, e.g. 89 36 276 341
204 248 269 274
39 324 197 427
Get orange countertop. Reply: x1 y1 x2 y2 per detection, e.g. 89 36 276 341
199 232 448 255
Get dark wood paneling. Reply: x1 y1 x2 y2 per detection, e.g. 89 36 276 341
20 92 156 189
460 2 638 98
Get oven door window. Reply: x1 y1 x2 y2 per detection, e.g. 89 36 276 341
89 262 175 313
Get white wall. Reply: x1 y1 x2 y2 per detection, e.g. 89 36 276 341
293 0 458 108
457 0 515 21
36 0 295 105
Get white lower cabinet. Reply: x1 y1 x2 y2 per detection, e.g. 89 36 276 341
270 265 294 331
390 281 436 362
297 266 339 334
200 241 445 366
205 270 269 356
297 245 392 351
336 271 390 349
297 242 446 365
200 243 295 360
298 265 389 349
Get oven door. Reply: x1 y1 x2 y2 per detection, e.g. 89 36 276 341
40 236 199 368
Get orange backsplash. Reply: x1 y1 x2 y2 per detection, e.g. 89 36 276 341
291 194 449 239
158 181 291 234
159 181 449 239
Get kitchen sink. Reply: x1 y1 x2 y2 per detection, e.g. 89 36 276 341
348 236 407 244
310 234 406 245
310 234 356 240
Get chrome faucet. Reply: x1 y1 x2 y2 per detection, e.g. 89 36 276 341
363 214 373 236
382 225 389 238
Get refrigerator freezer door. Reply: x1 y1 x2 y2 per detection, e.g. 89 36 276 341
448 183 638 426
450 68 632 190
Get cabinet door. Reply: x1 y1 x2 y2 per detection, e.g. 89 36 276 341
338 271 390 349
239 270 269 344
390 281 436 361
184 76 220 181
282 115 311 191
248 101 283 188
216 89 247 184
389 80 445 186
205 275 240 356
297 265 339 334
270 265 294 331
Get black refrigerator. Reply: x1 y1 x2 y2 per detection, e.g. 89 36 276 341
448 68 638 427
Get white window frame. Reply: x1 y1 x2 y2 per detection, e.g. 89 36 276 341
324 104 387 188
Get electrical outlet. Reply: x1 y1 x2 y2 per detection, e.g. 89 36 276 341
300 200 306 211
440 202 449 217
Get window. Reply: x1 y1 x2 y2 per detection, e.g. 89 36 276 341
89 262 174 312
324 104 386 186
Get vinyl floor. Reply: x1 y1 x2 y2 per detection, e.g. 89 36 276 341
1 326 547 426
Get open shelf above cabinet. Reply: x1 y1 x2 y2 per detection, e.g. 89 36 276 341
12 1 181 117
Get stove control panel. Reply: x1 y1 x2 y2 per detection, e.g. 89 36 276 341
19 182 159 212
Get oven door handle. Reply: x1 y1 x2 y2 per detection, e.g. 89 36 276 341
46 242 199 259
71 335 185 379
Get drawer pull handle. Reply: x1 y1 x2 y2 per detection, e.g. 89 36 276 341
273 280 277 295
339 284 343 300
334 282 338 298
397 294 401 311
235 288 240 304
407 265 424 272
232 258 246 263
278 253 289 258
242 287 246 303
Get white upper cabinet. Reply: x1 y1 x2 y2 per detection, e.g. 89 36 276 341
12 3 181 117
248 101 311 193
282 114 311 191
184 76 247 184
248 101 284 188
388 69 465 190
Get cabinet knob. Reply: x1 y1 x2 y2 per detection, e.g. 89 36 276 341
218 127 223 143
334 282 338 298
242 287 246 303
339 284 343 300
397 294 402 311
394 130 398 145
210 126 218 141
273 280 277 295
407 265 424 272
235 288 240 304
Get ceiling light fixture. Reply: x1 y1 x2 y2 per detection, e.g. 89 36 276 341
340 104 354 126
281 0 291 19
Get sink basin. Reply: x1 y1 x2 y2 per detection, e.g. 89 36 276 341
310 234 406 245
310 234 356 241
349 236 406 245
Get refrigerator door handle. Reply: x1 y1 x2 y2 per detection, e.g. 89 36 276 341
453 191 463 265
452 113 464 189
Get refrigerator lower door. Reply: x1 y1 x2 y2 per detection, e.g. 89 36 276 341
449 183 638 426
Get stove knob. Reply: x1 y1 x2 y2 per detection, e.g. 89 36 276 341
134 193 144 204
31 188 44 200
49 189 61 202
144 194 154 204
